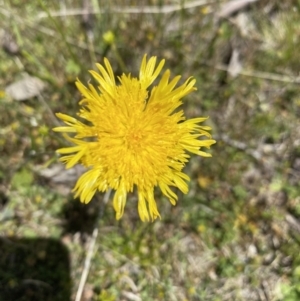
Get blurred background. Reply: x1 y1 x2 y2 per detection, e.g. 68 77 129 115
1 0 300 300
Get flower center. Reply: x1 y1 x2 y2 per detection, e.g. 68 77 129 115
125 126 144 153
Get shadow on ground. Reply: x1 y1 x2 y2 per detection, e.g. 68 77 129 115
0 238 71 301
60 195 102 236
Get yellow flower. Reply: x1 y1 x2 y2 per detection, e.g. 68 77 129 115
53 55 216 221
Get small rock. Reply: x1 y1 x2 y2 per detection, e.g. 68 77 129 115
5 76 46 101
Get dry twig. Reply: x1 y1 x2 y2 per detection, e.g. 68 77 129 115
214 64 300 84
75 189 112 301
36 0 218 19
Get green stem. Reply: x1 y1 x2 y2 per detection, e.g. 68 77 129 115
37 0 80 66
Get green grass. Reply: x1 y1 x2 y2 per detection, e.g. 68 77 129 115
1 0 300 300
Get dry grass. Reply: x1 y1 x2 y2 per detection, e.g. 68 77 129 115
1 0 300 300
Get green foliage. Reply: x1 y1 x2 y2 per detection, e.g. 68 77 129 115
279 266 300 301
11 168 34 190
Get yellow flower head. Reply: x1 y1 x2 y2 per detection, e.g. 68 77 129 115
54 55 216 221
